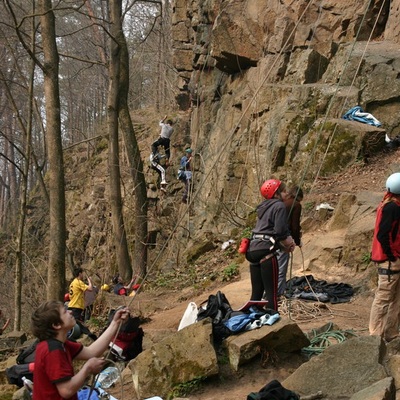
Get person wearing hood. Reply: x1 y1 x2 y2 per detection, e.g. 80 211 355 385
245 179 295 310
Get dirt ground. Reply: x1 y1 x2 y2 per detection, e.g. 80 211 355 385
107 263 374 400
106 148 400 400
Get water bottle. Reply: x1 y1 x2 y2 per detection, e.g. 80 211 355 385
95 366 120 389
22 376 33 395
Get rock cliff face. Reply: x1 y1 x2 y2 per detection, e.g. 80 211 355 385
169 0 400 242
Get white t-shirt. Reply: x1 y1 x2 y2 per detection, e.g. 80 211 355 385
159 121 173 139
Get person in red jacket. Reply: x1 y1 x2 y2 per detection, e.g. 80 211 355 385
31 300 129 400
369 172 400 342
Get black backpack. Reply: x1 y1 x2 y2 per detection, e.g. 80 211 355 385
247 380 300 400
197 291 233 343
16 339 38 365
105 310 144 361
6 339 38 387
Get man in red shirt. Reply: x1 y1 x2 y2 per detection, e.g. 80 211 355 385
31 301 129 399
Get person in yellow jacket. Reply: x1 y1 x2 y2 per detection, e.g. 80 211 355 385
68 267 93 322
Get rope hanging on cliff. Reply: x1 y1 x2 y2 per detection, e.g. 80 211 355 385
137 1 320 282
309 0 384 192
127 2 378 314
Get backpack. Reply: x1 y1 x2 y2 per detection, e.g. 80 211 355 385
6 339 38 387
77 386 101 400
247 380 300 400
197 291 233 343
16 339 38 365
6 364 34 388
106 310 144 361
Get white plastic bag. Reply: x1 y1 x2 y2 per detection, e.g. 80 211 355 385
177 302 198 331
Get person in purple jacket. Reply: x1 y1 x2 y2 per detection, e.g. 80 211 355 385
246 179 295 310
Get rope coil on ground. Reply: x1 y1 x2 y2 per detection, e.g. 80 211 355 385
279 298 358 322
301 321 357 358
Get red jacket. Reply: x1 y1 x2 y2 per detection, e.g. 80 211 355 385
371 195 400 262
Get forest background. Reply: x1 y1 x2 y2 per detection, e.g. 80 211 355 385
0 0 179 331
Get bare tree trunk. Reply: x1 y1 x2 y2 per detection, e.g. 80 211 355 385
118 23 148 278
40 0 66 301
14 53 35 331
6 122 18 220
108 0 132 281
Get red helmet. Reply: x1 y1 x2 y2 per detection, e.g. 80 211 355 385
260 179 281 199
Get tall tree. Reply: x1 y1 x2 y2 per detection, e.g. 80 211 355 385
39 0 66 300
118 10 149 277
108 0 133 281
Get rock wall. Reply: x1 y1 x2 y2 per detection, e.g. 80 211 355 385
169 0 400 241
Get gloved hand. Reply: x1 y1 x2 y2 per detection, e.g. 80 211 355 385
280 236 295 253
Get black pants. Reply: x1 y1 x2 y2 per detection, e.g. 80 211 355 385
152 137 170 160
247 250 279 311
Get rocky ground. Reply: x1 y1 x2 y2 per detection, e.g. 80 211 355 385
105 146 400 400
2 147 399 400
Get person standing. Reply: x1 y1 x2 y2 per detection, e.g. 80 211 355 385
180 148 193 203
31 300 129 400
151 115 174 163
245 179 295 311
68 267 93 322
369 172 400 342
277 186 303 296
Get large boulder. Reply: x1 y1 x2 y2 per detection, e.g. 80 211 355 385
129 319 218 399
283 335 388 398
224 317 310 371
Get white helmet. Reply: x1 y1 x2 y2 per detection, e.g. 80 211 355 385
386 172 400 194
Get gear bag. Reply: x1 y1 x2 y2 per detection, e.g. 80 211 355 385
247 379 300 400
105 310 144 361
6 339 38 387
196 291 233 343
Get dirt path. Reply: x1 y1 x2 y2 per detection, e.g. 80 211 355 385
109 260 374 400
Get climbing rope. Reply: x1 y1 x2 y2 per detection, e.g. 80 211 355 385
122 0 379 325
302 321 357 358
281 247 359 324
310 0 384 192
